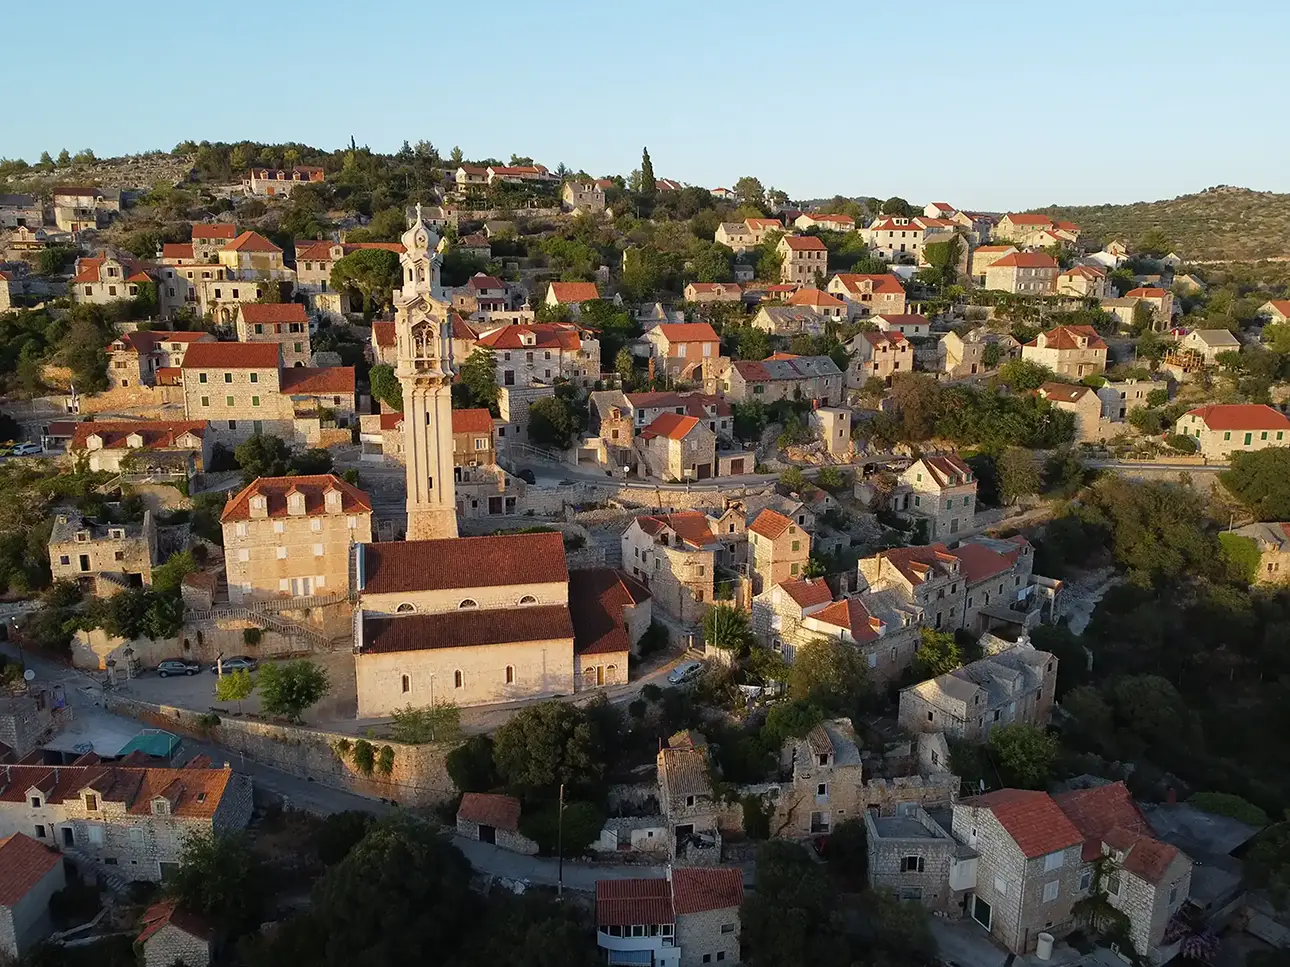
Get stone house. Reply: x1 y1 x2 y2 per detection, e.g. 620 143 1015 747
370 320 397 365
478 322 600 389
0 193 42 229
1179 328 1240 365
70 420 209 477
449 408 498 468
849 330 911 387
244 166 324 197
984 252 1059 295
1021 325 1107 379
595 867 743 967
190 223 238 263
994 213 1080 245
235 302 312 368
106 331 214 388
968 245 1019 285
1228 521 1290 584
636 413 718 483
811 405 851 457
137 900 215 967
1259 300 1290 325
455 793 539 854
1057 264 1108 298
1053 782 1193 963
644 323 721 378
897 454 977 541
898 638 1057 741
750 305 827 337
714 216 782 253
785 287 847 320
568 568 652 688
52 187 120 232
1125 287 1175 327
747 509 810 594
220 474 372 604
71 253 152 306
353 533 596 714
0 832 65 960
826 272 907 318
656 733 721 859
218 231 291 281
795 212 856 232
485 164 557 185
1173 404 1290 460
1038 383 1104 442
938 329 987 378
0 694 56 761
621 513 716 623
774 720 864 837
561 181 606 213
950 789 1084 954
0 761 253 883
866 217 926 262
49 511 157 595
294 239 404 321
872 313 931 338
750 577 834 661
777 234 828 285
545 280 600 310
592 391 734 447
1099 378 1155 419
180 341 356 446
865 804 965 913
454 165 489 191
683 282 742 303
721 354 843 405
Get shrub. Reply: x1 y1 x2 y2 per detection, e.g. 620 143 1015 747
1164 433 1198 453
313 810 374 865
446 735 497 793
1190 792 1269 827
242 627 262 646
742 795 771 840
637 622 669 657
641 683 663 702
390 702 461 743
351 739 375 775
518 800 605 856
377 745 395 775
196 712 220 730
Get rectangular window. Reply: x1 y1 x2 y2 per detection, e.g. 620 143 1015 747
1043 880 1060 902
224 372 233 383
994 875 1008 896
250 372 258 383
200 396 209 407
314 544 324 556
1079 870 1093 892
900 856 925 873
1044 851 1064 871
252 396 260 406
1105 873 1122 897
199 372 208 383
276 547 288 559
226 396 234 406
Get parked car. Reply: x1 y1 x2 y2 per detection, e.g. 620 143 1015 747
516 468 536 484
157 659 201 678
667 660 705 685
10 442 42 456
211 656 257 674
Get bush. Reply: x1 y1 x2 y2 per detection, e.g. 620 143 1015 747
242 627 262 646
518 800 605 856
1163 433 1198 453
390 702 461 743
637 621 669 657
742 795 771 840
313 810 375 865
815 466 846 491
446 735 497 793
351 739 375 775
377 745 395 775
1190 791 1269 827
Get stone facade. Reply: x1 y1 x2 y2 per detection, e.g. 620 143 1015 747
1173 404 1290 461
0 695 55 759
49 511 157 594
898 455 977 542
1021 325 1107 379
140 920 212 967
235 303 312 368
747 510 811 594
675 905 740 967
865 805 960 912
621 515 716 624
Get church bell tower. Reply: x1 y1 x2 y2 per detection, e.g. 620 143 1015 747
394 206 458 540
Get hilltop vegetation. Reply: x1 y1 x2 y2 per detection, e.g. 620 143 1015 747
1041 187 1290 261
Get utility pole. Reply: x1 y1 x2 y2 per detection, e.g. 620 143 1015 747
557 783 565 899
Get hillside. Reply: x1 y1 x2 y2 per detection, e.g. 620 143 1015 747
1040 187 1290 262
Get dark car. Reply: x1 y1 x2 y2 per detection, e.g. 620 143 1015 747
211 656 257 674
517 468 536 484
157 659 201 677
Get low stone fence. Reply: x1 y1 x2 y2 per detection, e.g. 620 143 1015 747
104 693 456 808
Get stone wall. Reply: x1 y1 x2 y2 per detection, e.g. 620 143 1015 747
104 694 456 807
143 925 211 967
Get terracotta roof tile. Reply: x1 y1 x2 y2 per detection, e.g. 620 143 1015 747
0 833 62 906
749 508 793 539
778 577 832 609
1039 382 1092 404
658 745 712 799
279 367 355 395
874 543 962 587
1030 324 1107 352
991 252 1058 269
569 568 651 656
220 474 371 523
1183 404 1290 431
672 867 744 914
831 273 904 296
458 792 522 832
548 281 600 303
950 541 1019 585
965 789 1083 859
191 224 237 240
239 303 308 324
72 420 206 452
137 899 214 945
656 323 719 343
781 235 827 251
1003 213 1053 226
787 287 846 309
181 341 280 369
372 321 395 347
452 408 494 434
477 323 582 352
812 597 882 642
637 512 714 548
639 413 701 442
1053 782 1149 862
596 878 675 927
0 764 236 820
161 243 194 260
361 532 568 594
1126 287 1168 298
223 231 281 253
361 605 573 654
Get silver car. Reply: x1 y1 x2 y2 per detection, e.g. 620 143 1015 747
667 661 704 685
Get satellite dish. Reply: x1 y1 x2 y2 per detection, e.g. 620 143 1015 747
23 669 35 682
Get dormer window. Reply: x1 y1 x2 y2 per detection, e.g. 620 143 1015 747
109 528 125 540
287 491 306 515
29 794 41 808
74 531 90 543
84 793 98 811
151 798 170 816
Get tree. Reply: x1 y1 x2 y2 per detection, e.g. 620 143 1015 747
151 550 197 594
1249 821 1290 909
614 347 635 384
912 628 961 678
168 831 261 930
881 196 913 217
998 447 1042 504
639 147 656 195
369 363 402 412
889 372 942 441
998 358 1057 391
919 234 963 290
788 637 870 714
215 668 254 714
1136 228 1172 258
734 176 767 209
455 347 500 414
492 700 613 797
38 150 53 169
450 145 464 165
234 433 293 482
56 149 71 167
692 243 734 283
331 248 401 317
1219 532 1261 583
1221 449 1290 520
390 702 461 743
313 810 376 866
747 646 790 686
780 466 806 493
446 735 497 793
256 659 330 722
528 396 578 450
987 723 1058 789
743 841 850 967
815 466 845 491
703 604 752 654
827 817 869 882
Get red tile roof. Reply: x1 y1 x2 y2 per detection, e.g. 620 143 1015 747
639 413 701 442
73 254 148 284
686 282 743 295
0 764 236 819
569 568 651 656
72 420 206 452
991 252 1058 269
361 605 574 654
637 511 715 549
191 223 237 240
781 235 827 251
874 543 961 587
279 367 355 395
914 454 973 487
468 274 505 291
672 867 744 914
1028 324 1107 351
966 789 1083 859
749 508 794 539
950 541 1020 585
1266 300 1290 316
656 323 719 344
223 231 281 253
870 218 923 233
548 281 600 303
220 474 371 523
973 245 1017 254
476 323 582 352
1060 265 1105 279
805 213 855 227
1126 287 1168 299
295 240 404 261
1039 382 1092 404
372 321 395 348
137 900 214 945
110 330 212 355
745 218 781 230
361 532 568 594
458 792 522 832
831 273 904 296
452 408 494 434
788 287 846 309
1003 213 1053 226
161 243 194 260
181 341 280 369
597 878 675 927
1053 782 1150 862
1184 404 1290 431
862 331 908 349
239 302 308 324
778 577 833 609
624 391 732 418
811 597 882 642
0 833 62 906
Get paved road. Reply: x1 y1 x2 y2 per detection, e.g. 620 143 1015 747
1087 460 1227 472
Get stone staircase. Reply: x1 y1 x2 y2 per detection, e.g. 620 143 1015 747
62 847 130 894
186 604 342 650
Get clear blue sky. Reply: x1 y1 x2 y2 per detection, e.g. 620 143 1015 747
4 0 1287 210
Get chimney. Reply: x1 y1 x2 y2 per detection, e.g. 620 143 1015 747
1166 787 1177 805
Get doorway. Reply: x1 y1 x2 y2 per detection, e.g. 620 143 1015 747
61 827 74 847
729 459 744 475
479 824 496 845
971 894 992 930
